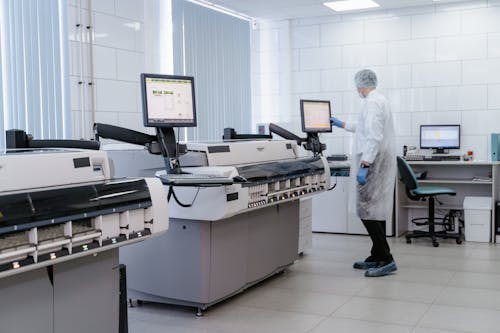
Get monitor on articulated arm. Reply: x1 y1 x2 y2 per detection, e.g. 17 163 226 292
141 73 197 174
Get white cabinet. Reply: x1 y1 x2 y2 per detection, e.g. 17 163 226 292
299 198 313 253
464 196 492 243
312 176 393 236
347 211 367 235
312 177 347 233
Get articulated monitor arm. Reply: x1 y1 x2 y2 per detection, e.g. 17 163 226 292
268 123 305 145
269 123 326 156
6 129 100 150
94 123 183 173
93 123 162 155
223 128 273 141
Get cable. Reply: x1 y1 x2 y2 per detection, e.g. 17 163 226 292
176 127 181 166
167 186 201 208
328 176 338 191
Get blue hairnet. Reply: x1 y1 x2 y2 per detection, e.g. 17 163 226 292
355 69 378 88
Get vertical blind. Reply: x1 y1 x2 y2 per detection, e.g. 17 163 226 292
0 0 71 148
172 0 251 141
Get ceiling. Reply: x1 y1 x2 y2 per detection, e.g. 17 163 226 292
208 0 470 19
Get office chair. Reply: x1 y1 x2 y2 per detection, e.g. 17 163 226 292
397 157 463 247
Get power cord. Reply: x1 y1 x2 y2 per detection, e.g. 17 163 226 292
328 176 337 191
167 186 201 208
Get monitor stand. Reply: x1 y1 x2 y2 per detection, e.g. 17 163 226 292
303 133 326 157
156 127 182 174
268 123 326 157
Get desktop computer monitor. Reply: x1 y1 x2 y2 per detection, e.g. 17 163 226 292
141 73 197 128
300 100 332 133
420 125 460 150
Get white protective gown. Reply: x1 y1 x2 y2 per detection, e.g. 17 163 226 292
344 90 396 221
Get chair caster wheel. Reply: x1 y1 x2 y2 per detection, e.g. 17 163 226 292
456 239 462 244
433 241 439 247
406 238 411 244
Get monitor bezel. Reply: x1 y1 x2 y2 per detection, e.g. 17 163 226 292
420 124 461 150
141 73 197 128
300 99 333 134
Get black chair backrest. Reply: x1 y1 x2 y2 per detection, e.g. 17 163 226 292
397 156 419 190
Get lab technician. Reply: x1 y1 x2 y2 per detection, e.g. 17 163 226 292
330 69 397 277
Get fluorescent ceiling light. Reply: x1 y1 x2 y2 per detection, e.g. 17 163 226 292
324 0 380 12
186 0 253 21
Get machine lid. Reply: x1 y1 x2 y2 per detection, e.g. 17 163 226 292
0 178 152 235
236 157 324 182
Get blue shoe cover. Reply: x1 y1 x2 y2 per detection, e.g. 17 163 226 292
365 261 397 277
353 261 379 270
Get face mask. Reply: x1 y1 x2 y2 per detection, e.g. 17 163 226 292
358 92 365 99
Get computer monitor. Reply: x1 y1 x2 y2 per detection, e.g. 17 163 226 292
420 125 460 150
300 100 332 133
141 73 197 128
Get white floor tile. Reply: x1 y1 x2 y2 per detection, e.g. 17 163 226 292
232 287 351 315
357 280 444 304
310 317 412 333
460 258 500 275
435 286 500 311
382 267 455 286
412 328 466 333
268 272 368 296
395 254 467 271
201 305 324 333
129 320 233 333
467 248 500 261
418 304 500 333
392 243 473 259
304 247 370 264
448 271 500 291
290 258 363 278
333 297 430 326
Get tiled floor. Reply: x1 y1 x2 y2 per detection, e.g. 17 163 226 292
129 233 500 333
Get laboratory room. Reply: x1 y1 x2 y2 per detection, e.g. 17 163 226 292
4 0 500 333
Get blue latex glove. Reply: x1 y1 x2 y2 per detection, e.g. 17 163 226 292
357 167 369 185
330 117 344 128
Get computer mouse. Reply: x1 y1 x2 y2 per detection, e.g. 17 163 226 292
233 176 247 182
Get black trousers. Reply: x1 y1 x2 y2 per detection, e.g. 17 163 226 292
362 219 394 263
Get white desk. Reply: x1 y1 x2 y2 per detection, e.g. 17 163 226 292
396 160 500 242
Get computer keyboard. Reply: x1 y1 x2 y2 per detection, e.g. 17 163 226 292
405 155 461 162
404 155 424 161
423 155 461 162
423 156 442 161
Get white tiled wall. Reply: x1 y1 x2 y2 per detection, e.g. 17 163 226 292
68 0 172 139
252 1 500 161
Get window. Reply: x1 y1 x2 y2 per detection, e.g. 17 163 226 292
0 0 71 148
172 0 251 141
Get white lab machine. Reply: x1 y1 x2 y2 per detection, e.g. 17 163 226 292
0 148 168 333
96 81 332 314
108 139 330 314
